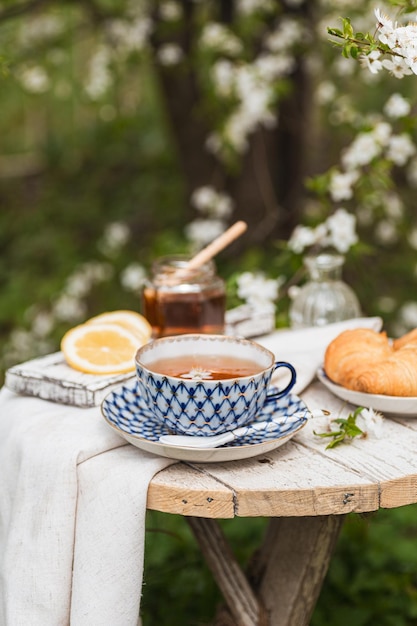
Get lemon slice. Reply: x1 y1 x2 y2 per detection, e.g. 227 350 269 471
61 322 140 375
87 310 152 342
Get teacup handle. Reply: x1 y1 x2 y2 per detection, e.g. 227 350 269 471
265 361 297 402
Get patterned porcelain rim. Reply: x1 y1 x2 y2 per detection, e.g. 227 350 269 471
135 333 276 379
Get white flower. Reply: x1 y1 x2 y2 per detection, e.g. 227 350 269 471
325 208 358 253
265 18 304 52
375 220 398 245
64 262 113 297
53 295 87 322
255 54 296 80
159 1 182 20
329 170 359 202
31 311 54 338
356 408 384 439
191 186 234 218
18 66 50 93
84 46 112 99
200 23 243 56
402 42 417 75
360 50 383 75
384 93 411 118
237 0 275 14
373 8 417 76
372 121 392 146
191 186 217 210
185 219 226 248
381 57 412 79
180 368 213 380
157 44 183 66
107 17 152 54
19 14 64 46
375 8 397 47
316 81 337 105
98 221 130 256
120 263 147 293
386 134 416 166
236 272 281 308
215 195 234 218
288 224 327 253
342 132 382 169
212 60 235 96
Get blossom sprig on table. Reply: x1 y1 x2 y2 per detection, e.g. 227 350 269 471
313 407 384 449
328 6 417 79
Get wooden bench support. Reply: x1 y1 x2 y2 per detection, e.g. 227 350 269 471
186 514 345 626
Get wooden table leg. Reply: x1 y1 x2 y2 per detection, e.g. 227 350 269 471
186 516 268 626
248 515 345 625
186 515 345 626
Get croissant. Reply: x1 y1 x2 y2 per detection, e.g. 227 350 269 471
393 328 417 350
324 327 417 397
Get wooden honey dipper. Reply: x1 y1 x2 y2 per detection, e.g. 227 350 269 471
185 220 247 270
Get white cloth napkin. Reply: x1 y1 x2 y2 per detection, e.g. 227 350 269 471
257 317 383 394
0 388 174 626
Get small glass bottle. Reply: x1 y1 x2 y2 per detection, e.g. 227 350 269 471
142 255 226 338
289 253 361 329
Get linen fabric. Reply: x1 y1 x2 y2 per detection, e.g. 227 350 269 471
0 390 174 626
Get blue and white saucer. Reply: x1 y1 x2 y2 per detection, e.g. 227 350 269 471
101 379 310 462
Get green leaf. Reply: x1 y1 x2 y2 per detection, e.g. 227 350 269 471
342 17 354 38
327 27 344 37
314 407 366 449
350 46 359 59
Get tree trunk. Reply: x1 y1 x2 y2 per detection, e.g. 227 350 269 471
150 1 315 247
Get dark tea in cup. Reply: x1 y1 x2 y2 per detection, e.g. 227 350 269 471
145 354 264 380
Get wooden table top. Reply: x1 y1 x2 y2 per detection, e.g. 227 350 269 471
147 381 417 519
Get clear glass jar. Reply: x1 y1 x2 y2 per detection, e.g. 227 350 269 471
142 255 226 338
289 253 361 329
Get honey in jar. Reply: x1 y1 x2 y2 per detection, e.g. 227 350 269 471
142 256 226 338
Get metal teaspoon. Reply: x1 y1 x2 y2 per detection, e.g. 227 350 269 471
158 409 328 448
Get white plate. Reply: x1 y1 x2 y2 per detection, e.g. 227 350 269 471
101 379 310 463
317 367 417 416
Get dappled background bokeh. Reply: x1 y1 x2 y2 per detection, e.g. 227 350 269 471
2 1 417 624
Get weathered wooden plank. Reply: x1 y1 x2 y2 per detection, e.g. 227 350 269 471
188 441 379 518
299 384 417 510
5 352 135 407
147 463 235 518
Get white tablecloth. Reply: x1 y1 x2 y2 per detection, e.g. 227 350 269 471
0 316 382 625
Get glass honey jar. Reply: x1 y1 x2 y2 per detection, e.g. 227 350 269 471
142 255 226 338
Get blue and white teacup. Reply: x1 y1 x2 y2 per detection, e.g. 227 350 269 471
135 334 297 437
